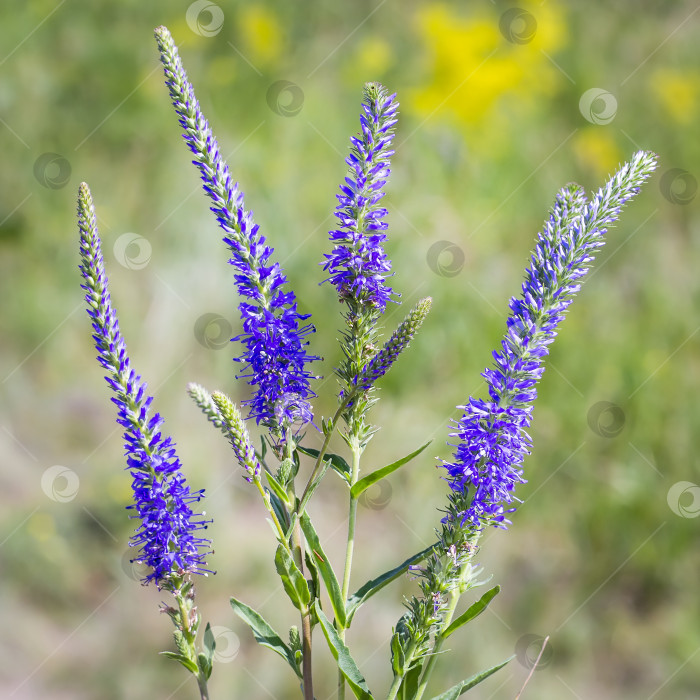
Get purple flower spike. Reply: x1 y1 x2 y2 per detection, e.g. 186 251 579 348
154 26 318 437
323 82 399 314
78 183 211 587
443 152 658 531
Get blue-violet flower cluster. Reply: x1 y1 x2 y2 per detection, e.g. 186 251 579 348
442 151 658 530
155 26 317 435
323 82 399 314
78 183 211 587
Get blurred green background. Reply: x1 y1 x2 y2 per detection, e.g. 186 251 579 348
1 0 699 698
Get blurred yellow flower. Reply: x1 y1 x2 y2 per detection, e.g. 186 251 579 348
239 6 284 65
651 69 700 125
573 128 623 179
349 36 394 79
409 3 567 130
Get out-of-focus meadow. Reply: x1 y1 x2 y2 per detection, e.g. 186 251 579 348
1 1 699 698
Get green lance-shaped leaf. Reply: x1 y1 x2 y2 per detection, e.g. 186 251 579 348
300 513 347 628
390 632 405 677
211 391 262 480
160 651 199 674
346 542 437 625
315 603 374 700
230 597 302 678
297 444 352 484
400 662 424 700
196 622 216 680
427 656 514 700
351 440 432 499
354 297 432 393
275 544 311 611
443 585 501 639
265 469 292 507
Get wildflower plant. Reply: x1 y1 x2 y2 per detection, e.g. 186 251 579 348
77 25 657 700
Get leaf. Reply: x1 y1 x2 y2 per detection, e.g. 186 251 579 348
300 513 346 628
197 652 212 680
346 542 437 625
427 656 513 700
400 662 423 700
304 549 320 602
275 544 311 611
230 597 302 678
160 651 199 675
351 441 432 499
297 445 351 484
265 470 291 506
390 632 404 677
198 621 215 678
443 586 500 639
315 603 374 700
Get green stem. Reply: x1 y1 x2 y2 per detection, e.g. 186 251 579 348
299 393 353 507
174 587 210 700
284 435 315 700
385 639 419 700
337 438 363 700
413 556 474 700
341 440 362 601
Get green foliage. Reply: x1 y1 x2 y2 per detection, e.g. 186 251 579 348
315 603 374 700
230 597 302 679
443 586 500 638
426 656 514 700
351 440 432 499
